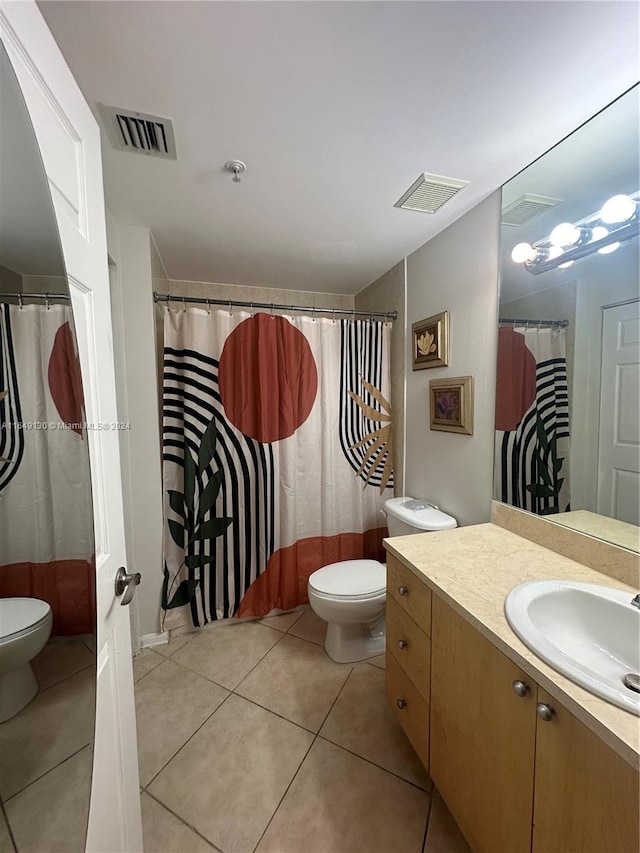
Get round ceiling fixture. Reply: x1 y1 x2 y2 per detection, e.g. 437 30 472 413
225 160 246 183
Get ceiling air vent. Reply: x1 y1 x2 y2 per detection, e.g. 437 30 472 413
501 194 562 227
98 103 177 159
394 173 469 214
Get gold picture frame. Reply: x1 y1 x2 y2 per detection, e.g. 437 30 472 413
412 311 449 370
429 376 474 435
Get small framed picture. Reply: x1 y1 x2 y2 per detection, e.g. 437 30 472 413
429 376 474 435
412 311 449 370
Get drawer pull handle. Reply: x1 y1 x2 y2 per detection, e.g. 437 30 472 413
397 698 407 710
398 639 408 650
536 702 554 722
512 680 529 697
398 586 408 596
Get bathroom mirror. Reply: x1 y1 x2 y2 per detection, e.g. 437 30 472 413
0 42 96 849
495 84 639 553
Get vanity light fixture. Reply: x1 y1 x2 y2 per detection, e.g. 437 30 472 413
510 191 639 275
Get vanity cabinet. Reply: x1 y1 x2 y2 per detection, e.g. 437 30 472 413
429 594 640 853
385 555 431 769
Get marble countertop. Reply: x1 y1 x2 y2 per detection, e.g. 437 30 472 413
384 522 640 770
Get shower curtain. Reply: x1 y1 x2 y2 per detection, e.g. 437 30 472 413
162 307 393 629
494 325 571 515
0 304 94 634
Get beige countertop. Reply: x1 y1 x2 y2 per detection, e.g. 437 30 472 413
384 522 640 770
549 510 640 554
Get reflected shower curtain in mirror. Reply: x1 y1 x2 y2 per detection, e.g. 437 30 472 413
161 308 393 630
494 325 571 515
0 304 94 634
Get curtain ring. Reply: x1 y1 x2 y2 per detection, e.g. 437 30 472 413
207 299 211 315
18 293 23 310
270 303 274 315
352 309 356 323
182 296 187 313
332 308 336 324
370 311 374 324
312 306 316 322
45 294 50 310
228 300 232 315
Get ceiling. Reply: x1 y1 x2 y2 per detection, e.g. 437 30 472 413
38 1 639 295
0 42 65 277
499 85 640 303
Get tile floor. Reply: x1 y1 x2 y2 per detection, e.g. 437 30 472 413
0 636 95 853
136 608 471 853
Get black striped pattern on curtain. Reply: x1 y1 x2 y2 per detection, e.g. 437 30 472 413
0 305 24 492
338 319 393 492
163 346 275 623
498 357 570 514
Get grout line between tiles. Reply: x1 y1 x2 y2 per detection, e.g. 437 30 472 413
37 662 94 695
3 740 93 803
0 797 18 853
143 789 223 853
421 786 435 853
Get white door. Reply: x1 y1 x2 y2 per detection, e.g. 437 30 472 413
0 4 143 851
597 300 640 526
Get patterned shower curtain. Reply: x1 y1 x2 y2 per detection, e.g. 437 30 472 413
161 307 393 629
0 304 94 634
494 325 571 515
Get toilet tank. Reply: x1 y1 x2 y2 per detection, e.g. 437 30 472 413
383 497 457 536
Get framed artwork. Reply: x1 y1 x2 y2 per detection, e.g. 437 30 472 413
429 376 474 435
412 311 449 370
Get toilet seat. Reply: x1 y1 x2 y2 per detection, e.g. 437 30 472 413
309 559 385 600
0 598 51 645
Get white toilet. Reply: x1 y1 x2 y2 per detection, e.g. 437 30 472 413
0 597 53 722
308 497 457 663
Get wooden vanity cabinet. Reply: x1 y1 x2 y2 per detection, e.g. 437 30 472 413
430 594 537 853
385 555 431 769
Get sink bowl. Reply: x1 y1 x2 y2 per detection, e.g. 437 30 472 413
505 580 640 715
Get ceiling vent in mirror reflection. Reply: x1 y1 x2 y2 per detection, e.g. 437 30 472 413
394 173 469 214
97 103 177 159
501 193 563 227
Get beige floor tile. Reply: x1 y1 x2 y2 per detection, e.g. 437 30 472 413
260 609 305 633
287 609 327 645
368 654 386 669
170 621 282 689
0 808 14 853
236 634 352 732
320 664 431 789
4 745 92 853
31 638 94 691
149 694 313 853
136 659 228 786
423 796 471 853
257 738 429 853
0 667 94 799
133 648 164 683
141 792 219 853
154 632 195 658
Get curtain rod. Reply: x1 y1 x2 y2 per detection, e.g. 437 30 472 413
499 317 569 328
154 292 397 321
0 292 70 302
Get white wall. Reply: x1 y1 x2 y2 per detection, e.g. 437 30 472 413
106 215 164 640
405 192 501 526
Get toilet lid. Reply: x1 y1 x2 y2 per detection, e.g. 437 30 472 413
308 560 386 599
0 597 51 640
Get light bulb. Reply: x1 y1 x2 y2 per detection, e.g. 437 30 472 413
590 226 608 242
600 194 636 224
550 222 581 247
558 260 574 269
511 242 536 264
598 242 620 255
547 246 564 261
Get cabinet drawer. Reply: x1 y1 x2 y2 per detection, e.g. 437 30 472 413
386 596 431 703
387 554 432 635
385 651 430 770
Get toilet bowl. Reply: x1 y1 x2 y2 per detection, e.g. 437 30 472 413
308 497 457 663
0 598 52 722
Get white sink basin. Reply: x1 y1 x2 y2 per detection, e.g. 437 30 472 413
505 580 640 715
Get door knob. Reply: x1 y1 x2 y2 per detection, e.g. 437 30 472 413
114 566 141 606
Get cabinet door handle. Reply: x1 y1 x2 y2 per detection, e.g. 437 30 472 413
397 698 407 710
512 680 530 697
398 639 408 650
398 586 408 596
536 702 554 722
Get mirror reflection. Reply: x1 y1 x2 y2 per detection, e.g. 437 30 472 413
495 85 639 553
0 42 95 850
